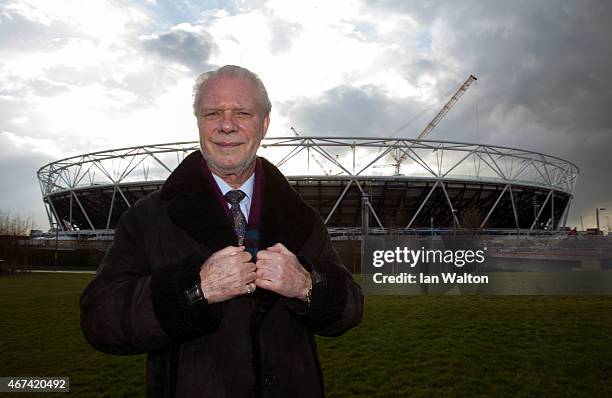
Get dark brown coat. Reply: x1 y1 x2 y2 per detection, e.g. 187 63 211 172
80 151 363 397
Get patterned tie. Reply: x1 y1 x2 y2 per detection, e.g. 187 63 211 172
224 190 247 245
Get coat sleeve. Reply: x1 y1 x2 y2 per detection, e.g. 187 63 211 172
285 212 363 337
79 202 223 356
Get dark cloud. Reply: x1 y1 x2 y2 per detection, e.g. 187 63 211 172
0 133 54 229
425 0 612 226
280 85 428 137
142 29 216 72
278 0 612 227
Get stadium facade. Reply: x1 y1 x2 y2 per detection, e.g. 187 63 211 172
37 137 578 238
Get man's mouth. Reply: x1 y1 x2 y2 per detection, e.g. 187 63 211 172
214 142 243 147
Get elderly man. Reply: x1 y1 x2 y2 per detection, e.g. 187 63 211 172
80 65 363 397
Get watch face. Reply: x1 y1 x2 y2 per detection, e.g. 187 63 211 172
184 285 204 305
311 271 324 285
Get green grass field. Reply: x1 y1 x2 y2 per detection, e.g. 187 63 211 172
1 273 611 397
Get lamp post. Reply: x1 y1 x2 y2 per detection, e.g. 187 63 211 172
54 221 59 269
430 216 434 239
596 208 606 234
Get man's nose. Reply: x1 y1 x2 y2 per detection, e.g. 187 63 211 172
219 111 237 133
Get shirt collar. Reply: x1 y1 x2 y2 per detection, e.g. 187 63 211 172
211 171 255 201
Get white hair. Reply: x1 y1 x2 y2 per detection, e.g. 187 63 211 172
192 65 272 117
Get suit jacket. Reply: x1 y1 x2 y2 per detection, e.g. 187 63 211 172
79 151 363 397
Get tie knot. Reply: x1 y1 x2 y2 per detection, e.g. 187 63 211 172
224 189 246 205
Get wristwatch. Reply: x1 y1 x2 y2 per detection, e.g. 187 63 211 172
184 284 206 305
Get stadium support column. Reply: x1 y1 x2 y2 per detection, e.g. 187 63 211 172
561 196 572 228
47 197 64 231
361 191 370 275
361 191 370 244
361 191 370 236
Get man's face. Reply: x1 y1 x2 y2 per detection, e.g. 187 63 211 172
197 75 270 177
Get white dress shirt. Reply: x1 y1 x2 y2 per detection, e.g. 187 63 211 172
211 172 255 221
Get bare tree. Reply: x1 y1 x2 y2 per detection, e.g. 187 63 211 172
0 210 34 236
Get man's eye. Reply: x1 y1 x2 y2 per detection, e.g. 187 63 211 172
203 112 218 118
237 112 251 117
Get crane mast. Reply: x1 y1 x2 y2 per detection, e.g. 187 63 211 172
293 74 478 176
416 74 477 140
388 74 477 175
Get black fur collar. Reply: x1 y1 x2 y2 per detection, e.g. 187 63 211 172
160 151 314 255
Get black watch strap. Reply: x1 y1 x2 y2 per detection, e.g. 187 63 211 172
184 284 206 305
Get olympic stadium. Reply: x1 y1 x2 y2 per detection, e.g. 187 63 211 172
36 136 579 238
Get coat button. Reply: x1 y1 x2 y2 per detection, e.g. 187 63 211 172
262 374 275 386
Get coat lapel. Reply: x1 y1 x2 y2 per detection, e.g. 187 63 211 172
259 158 314 254
161 151 236 253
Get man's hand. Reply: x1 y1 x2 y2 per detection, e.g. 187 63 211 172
199 246 256 304
255 243 312 301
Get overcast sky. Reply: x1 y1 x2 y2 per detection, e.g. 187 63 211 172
1 0 611 230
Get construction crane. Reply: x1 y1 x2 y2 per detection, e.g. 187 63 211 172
416 74 477 140
384 74 477 175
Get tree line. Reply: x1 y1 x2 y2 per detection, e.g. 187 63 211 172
0 210 35 237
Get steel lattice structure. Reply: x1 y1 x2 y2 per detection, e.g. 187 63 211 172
37 137 578 235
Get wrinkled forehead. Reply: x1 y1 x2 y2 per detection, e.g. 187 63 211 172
200 75 260 109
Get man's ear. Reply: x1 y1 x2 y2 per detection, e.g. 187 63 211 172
261 114 270 139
